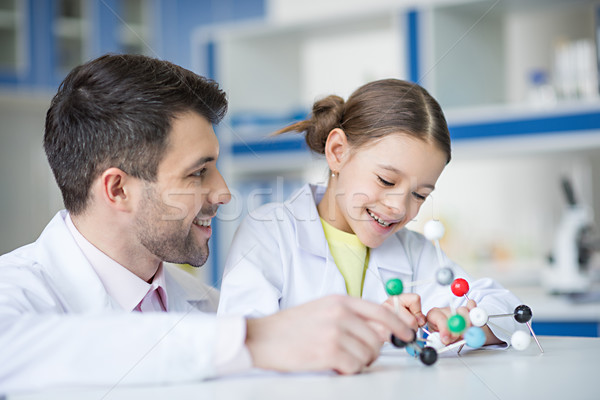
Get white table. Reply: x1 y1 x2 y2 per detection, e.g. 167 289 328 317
511 286 600 322
6 336 599 400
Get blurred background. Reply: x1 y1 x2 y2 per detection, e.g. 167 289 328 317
1 0 600 307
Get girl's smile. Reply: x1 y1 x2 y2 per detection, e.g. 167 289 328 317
367 209 397 227
318 131 447 249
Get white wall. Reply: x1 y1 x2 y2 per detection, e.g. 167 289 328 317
0 92 64 254
406 146 600 285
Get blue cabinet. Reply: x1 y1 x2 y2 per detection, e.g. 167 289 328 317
532 321 599 338
0 0 155 87
0 0 266 88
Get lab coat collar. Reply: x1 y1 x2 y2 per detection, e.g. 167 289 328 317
363 229 416 302
370 229 415 276
33 210 119 313
286 184 415 298
286 184 330 258
163 266 197 312
33 211 215 313
65 213 161 312
163 263 220 313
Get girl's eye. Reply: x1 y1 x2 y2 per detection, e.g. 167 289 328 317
412 192 427 201
378 176 394 187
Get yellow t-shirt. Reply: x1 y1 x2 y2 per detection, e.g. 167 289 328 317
320 218 369 297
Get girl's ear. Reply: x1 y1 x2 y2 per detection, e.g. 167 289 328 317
324 128 349 174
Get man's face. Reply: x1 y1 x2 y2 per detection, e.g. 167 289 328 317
134 112 231 267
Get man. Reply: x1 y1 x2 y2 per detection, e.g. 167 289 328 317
0 54 414 392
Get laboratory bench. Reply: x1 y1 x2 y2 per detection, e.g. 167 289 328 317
5 336 598 400
511 286 600 337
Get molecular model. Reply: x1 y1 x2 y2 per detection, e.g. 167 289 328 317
386 219 542 366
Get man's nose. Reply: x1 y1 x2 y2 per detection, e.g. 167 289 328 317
209 170 231 205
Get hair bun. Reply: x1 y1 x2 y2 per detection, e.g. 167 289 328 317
305 95 344 154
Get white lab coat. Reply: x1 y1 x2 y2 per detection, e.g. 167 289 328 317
219 184 524 343
0 211 223 392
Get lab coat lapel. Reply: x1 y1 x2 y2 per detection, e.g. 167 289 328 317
287 184 328 259
33 211 119 313
286 184 347 296
364 230 415 302
163 271 196 313
163 263 219 313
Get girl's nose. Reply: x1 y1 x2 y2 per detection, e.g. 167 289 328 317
382 191 408 220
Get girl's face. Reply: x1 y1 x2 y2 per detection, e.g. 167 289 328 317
322 132 447 248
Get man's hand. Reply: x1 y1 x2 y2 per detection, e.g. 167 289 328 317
245 295 415 375
382 293 426 331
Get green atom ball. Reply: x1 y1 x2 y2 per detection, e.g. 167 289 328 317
385 278 404 296
447 314 466 334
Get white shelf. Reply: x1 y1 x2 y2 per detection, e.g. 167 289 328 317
197 10 405 116
199 0 600 143
117 0 153 54
0 9 17 28
53 17 86 39
197 0 600 285
0 0 24 72
118 24 149 46
427 0 598 108
445 99 600 155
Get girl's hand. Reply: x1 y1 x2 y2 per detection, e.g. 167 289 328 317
426 299 476 345
382 293 426 332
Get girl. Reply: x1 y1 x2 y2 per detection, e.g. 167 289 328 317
218 79 523 347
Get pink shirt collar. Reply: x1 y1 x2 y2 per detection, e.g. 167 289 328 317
65 214 168 311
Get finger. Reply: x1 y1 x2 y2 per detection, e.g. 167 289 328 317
340 307 384 354
426 308 453 345
456 306 472 328
332 342 370 375
324 301 385 372
368 320 393 342
425 307 449 332
466 299 477 311
398 293 426 327
381 298 395 312
381 296 420 330
440 306 471 344
390 304 419 331
437 324 453 345
341 296 414 343
335 314 383 371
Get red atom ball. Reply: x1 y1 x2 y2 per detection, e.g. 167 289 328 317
451 278 469 297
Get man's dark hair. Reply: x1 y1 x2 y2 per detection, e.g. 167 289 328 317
44 54 228 215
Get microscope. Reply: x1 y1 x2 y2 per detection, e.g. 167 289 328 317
542 178 599 294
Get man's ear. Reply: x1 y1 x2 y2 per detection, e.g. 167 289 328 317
324 128 349 174
99 167 137 212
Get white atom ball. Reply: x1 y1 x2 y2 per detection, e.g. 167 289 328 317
426 332 445 350
469 307 489 327
424 220 445 241
511 330 531 351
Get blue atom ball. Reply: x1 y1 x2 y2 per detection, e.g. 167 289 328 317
405 340 425 357
464 326 486 348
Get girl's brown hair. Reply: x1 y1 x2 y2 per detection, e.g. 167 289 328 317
275 79 451 163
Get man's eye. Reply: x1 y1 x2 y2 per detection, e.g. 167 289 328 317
192 168 207 178
378 176 394 186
